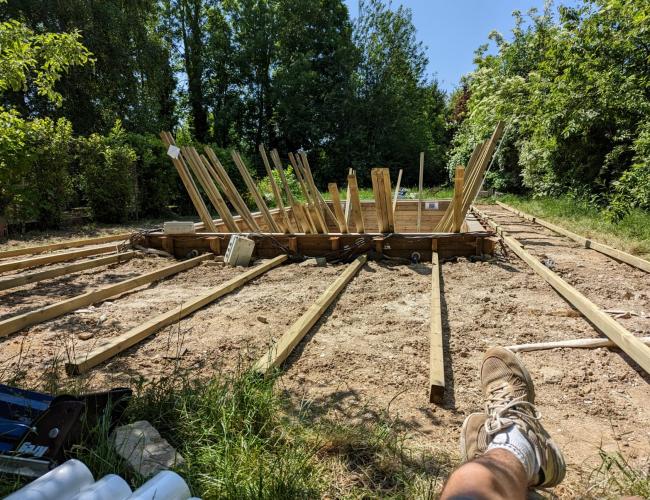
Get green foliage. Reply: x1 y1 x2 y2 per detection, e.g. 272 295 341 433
0 110 74 226
257 164 301 207
448 0 650 216
78 122 137 223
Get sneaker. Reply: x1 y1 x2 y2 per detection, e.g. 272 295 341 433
460 412 489 462
481 347 566 488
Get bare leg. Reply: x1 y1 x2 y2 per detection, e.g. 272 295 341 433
440 448 528 500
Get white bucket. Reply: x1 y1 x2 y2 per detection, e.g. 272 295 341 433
127 470 191 500
71 474 132 500
5 459 95 500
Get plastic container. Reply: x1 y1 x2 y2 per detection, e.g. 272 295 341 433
71 474 132 500
127 470 191 500
5 459 95 500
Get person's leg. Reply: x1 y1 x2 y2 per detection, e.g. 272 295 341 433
441 448 527 500
441 347 566 499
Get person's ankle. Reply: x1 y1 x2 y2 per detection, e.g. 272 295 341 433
486 424 538 483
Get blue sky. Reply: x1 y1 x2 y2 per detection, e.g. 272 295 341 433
344 0 582 93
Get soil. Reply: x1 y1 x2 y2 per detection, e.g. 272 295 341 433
0 208 648 497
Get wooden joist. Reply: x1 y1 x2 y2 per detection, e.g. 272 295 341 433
259 145 293 233
254 254 367 374
344 168 353 225
371 168 394 233
429 251 445 403
474 207 650 374
496 201 650 273
66 255 287 375
507 336 650 353
0 252 136 292
270 150 312 233
0 254 210 338
292 153 328 233
417 152 424 232
452 166 465 233
328 183 348 233
0 244 119 274
393 169 403 212
160 132 218 232
0 233 131 261
347 172 365 233
299 152 339 228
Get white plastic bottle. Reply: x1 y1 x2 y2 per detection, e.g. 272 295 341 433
5 459 95 500
71 474 132 500
126 470 191 500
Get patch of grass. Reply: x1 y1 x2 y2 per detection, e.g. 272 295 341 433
491 194 650 259
320 185 454 202
586 450 650 499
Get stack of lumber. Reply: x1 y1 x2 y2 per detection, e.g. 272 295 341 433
434 122 505 232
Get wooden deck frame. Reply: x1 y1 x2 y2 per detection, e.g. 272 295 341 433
473 207 650 375
254 254 367 374
0 244 120 274
495 201 650 273
0 254 210 338
0 251 136 292
0 233 131 260
66 255 286 375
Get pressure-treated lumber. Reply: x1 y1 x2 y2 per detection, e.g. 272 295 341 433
347 172 365 233
496 201 650 273
344 168 353 224
204 147 261 231
0 244 119 274
0 254 210 338
254 254 367 374
452 166 465 233
270 150 312 233
260 145 292 233
0 234 131 260
393 169 403 212
430 252 445 403
231 151 280 232
0 252 136 292
66 255 287 375
161 132 217 232
417 152 424 232
473 207 650 374
299 152 339 228
382 169 395 231
328 183 348 233
506 336 650 353
290 153 324 232
371 169 387 232
294 154 328 233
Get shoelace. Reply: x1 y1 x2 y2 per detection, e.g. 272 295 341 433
484 382 542 435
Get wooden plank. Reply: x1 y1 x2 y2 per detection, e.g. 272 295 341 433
393 169 403 213
452 166 465 233
254 255 367 374
66 255 287 375
496 201 650 273
381 168 395 231
270 149 310 233
160 132 217 232
204 147 261 231
231 151 280 232
0 254 210 338
289 153 322 233
0 244 119 274
417 152 424 232
430 251 445 403
0 252 136 292
294 154 328 233
328 183 348 233
347 172 365 233
473 207 650 374
0 233 131 260
344 168 353 225
371 169 387 232
299 152 339 228
507 336 650 353
259 145 292 233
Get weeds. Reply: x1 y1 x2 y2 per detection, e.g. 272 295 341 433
586 450 650 499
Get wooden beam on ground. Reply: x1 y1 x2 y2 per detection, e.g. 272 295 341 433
496 201 650 273
393 169 403 213
231 151 280 232
66 255 287 375
430 251 445 403
0 244 119 274
473 207 650 374
417 152 424 232
328 183 348 233
507 336 650 353
0 234 131 261
259 145 293 233
160 132 217 232
204 147 261 232
452 166 465 233
347 172 365 233
0 254 210 338
254 255 367 374
0 252 136 292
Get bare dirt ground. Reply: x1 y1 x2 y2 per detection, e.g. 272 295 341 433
1 209 648 497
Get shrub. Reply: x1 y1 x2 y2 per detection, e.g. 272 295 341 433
257 164 302 207
78 121 136 223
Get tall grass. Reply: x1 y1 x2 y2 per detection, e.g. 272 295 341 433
493 194 650 258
